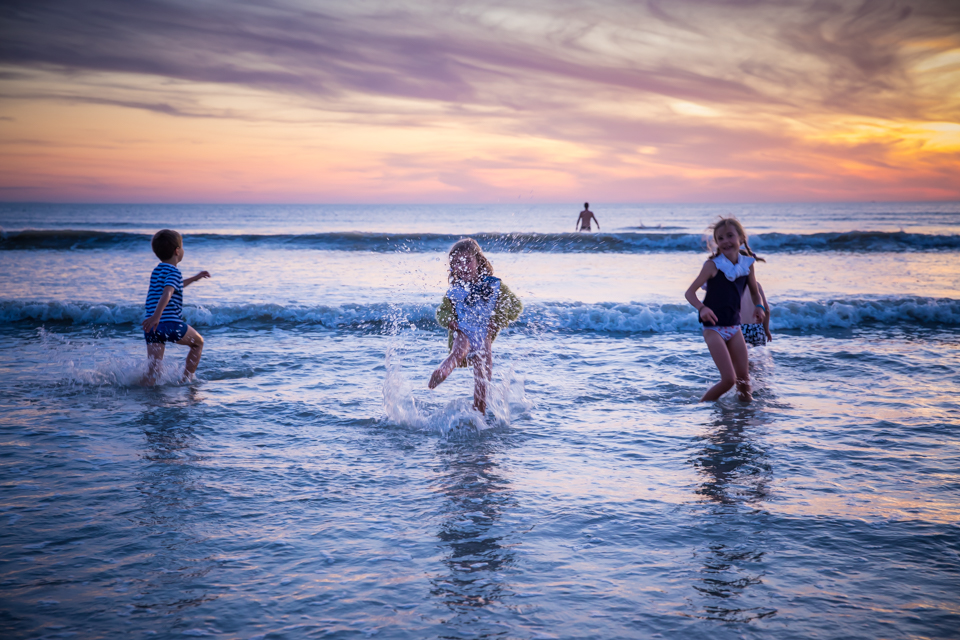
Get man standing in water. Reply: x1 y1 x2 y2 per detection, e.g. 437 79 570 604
576 203 599 232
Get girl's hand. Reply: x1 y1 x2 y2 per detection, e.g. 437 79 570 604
754 307 766 324
699 306 718 324
447 320 459 332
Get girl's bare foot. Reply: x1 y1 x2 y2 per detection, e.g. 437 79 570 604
429 358 456 389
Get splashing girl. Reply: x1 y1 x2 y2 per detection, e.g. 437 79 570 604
684 218 766 402
428 238 522 413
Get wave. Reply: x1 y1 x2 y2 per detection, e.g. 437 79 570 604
2 229 959 253
3 297 959 333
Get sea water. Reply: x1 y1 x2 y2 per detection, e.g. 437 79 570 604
1 202 958 639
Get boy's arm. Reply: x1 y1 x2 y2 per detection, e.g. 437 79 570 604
184 271 211 287
142 286 174 332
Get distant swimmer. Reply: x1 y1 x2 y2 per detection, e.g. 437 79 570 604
576 203 599 232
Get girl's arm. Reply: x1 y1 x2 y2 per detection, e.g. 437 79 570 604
184 271 211 287
747 265 765 324
437 296 459 352
759 282 772 339
436 296 455 329
493 283 522 330
684 260 719 324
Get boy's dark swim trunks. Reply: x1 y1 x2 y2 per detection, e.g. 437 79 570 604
144 321 189 344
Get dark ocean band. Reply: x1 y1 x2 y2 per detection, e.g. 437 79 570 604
2 229 960 253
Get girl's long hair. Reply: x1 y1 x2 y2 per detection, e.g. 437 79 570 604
447 237 494 283
706 217 765 262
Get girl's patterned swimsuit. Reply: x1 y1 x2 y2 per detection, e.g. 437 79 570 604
446 276 502 356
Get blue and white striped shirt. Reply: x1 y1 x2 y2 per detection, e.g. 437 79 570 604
145 263 184 322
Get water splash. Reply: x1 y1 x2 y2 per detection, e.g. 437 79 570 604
38 327 187 389
381 346 529 436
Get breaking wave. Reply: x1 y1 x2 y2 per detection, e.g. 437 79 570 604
3 297 959 333
3 229 959 253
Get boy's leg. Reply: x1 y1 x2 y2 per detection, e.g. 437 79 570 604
429 331 469 389
176 326 204 381
728 331 752 402
701 330 736 402
142 342 165 386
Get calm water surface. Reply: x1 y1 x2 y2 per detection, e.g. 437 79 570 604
1 202 959 639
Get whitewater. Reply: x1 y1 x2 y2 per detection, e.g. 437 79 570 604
1 201 959 640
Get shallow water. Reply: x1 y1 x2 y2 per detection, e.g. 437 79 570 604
1 202 959 639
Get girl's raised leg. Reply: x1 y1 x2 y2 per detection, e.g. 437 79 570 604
701 330 737 401
429 331 469 389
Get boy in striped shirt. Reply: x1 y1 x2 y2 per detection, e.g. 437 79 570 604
141 229 210 384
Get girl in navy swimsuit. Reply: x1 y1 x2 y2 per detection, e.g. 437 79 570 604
684 218 766 402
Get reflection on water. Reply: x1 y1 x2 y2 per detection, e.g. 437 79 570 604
130 390 221 623
430 437 516 631
692 407 772 507
687 406 777 622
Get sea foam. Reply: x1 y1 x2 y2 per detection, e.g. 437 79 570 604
4 297 959 333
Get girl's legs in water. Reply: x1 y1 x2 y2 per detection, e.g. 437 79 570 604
471 338 493 413
429 330 469 389
701 330 752 402
429 332 493 413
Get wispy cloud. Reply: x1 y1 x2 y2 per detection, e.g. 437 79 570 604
0 0 958 202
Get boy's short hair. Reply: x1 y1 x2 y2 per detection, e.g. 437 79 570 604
151 229 182 260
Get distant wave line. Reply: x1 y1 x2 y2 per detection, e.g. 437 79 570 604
2 229 960 253
4 296 959 333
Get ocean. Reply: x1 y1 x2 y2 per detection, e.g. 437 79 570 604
1 201 959 639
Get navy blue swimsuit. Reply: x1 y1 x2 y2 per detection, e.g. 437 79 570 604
702 269 748 327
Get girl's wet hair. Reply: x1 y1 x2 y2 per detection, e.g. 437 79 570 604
707 217 765 262
447 238 494 282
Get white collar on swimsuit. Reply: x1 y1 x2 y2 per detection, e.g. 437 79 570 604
712 253 754 281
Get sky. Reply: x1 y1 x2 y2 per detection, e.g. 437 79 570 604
1 0 958 204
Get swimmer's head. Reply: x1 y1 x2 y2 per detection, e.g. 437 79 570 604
584 202 589 208
447 238 493 284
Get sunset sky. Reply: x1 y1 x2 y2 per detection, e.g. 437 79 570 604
1 0 958 203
